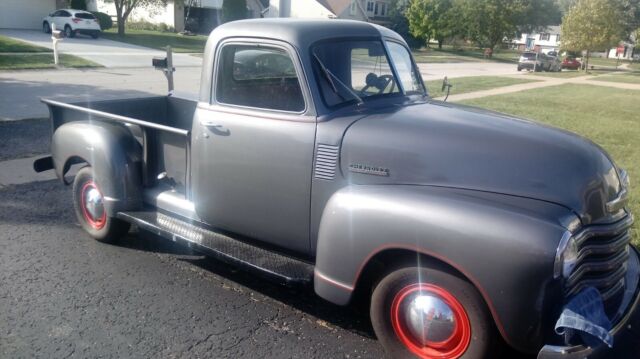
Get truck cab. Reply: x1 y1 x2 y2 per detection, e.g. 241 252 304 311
36 19 638 359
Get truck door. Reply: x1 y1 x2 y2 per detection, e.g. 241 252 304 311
192 41 316 255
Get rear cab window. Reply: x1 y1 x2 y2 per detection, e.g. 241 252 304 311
75 13 96 20
215 44 305 112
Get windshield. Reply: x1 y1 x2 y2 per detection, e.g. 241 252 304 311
312 40 424 108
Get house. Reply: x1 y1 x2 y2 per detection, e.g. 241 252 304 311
88 0 267 33
0 0 67 30
606 39 637 60
267 0 392 25
513 26 561 54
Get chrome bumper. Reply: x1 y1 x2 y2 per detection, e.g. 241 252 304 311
538 246 640 359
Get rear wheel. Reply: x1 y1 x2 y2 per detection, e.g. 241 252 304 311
370 266 496 358
73 167 130 243
91 32 99 39
43 22 51 34
64 25 75 38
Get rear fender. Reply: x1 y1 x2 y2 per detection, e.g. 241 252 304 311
314 185 575 353
51 121 143 215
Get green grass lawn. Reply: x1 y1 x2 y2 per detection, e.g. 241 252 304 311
413 45 521 64
590 72 640 84
0 53 100 70
460 84 639 244
425 76 539 98
102 29 208 53
584 57 632 68
0 35 99 70
0 35 51 53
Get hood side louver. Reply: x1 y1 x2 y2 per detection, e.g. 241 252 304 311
314 144 339 180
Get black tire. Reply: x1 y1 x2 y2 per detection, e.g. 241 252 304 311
370 266 496 359
517 66 521 72
64 25 75 38
72 167 130 243
91 32 99 39
43 22 51 34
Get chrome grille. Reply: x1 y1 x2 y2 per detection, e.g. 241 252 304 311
564 215 634 316
314 144 339 180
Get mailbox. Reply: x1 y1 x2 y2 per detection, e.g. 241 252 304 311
153 57 168 69
52 30 63 39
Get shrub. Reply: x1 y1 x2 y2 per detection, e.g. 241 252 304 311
91 11 113 30
69 0 87 10
126 20 175 32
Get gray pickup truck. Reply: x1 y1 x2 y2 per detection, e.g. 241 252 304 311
35 19 637 359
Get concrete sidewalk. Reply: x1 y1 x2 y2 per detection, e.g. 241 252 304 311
439 72 640 102
0 29 202 68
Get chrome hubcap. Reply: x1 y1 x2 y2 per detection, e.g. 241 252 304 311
84 186 104 222
404 293 457 346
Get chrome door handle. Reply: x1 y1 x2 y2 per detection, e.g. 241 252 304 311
201 122 222 128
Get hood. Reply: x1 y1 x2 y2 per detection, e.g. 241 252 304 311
341 102 624 224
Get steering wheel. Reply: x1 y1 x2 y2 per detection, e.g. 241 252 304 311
361 73 396 95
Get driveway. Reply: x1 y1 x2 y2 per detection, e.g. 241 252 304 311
0 29 202 68
0 67 201 120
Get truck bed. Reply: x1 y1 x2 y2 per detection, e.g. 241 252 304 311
43 95 197 195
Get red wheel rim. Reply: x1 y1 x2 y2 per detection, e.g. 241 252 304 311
391 283 471 359
80 181 106 230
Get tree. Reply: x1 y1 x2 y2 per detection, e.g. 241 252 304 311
222 0 247 23
451 0 561 51
619 0 640 41
406 0 456 49
458 0 527 51
561 0 626 71
104 0 167 36
386 0 423 49
517 0 562 34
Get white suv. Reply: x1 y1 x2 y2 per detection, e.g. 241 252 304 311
43 9 102 39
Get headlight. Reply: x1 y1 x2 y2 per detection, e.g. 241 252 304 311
554 231 579 279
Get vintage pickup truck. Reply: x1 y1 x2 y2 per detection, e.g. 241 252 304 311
35 19 637 358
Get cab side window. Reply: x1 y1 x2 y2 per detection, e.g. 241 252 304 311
215 44 305 112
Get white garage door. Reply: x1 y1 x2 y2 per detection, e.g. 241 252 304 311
0 0 56 30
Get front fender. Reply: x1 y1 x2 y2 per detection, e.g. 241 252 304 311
314 185 577 353
51 121 143 215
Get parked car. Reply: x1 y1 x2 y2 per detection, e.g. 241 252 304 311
43 9 101 39
562 56 582 70
546 55 562 72
34 19 638 359
517 51 546 71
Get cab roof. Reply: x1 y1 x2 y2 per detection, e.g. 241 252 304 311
208 18 405 49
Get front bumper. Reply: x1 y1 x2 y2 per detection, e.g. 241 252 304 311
75 28 101 36
538 246 640 358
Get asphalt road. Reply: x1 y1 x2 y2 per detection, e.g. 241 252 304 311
0 119 383 358
2 112 638 359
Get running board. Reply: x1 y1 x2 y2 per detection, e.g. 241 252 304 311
117 211 314 286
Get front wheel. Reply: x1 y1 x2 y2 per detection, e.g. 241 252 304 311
72 167 130 243
370 266 496 358
43 22 51 34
